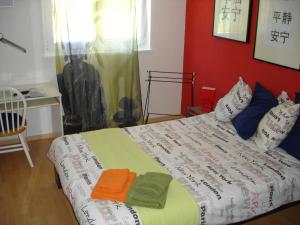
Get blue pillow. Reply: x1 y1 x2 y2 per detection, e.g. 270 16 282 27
232 83 278 140
279 92 300 160
296 92 300 103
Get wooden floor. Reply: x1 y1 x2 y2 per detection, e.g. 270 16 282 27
0 139 78 225
0 138 300 225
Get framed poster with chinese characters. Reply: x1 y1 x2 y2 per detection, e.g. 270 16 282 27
213 0 251 42
254 0 300 70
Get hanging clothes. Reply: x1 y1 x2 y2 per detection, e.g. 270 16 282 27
53 0 143 131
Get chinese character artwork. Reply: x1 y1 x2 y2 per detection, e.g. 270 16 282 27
273 11 281 23
221 0 231 20
270 30 280 42
254 0 300 70
221 0 242 22
282 12 292 24
270 10 293 45
270 30 290 44
213 0 251 42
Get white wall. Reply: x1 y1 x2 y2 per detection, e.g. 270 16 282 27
0 0 57 137
0 0 186 137
139 0 187 117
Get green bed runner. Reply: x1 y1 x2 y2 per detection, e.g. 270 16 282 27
82 128 199 225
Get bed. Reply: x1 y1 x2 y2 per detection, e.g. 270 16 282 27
48 112 300 225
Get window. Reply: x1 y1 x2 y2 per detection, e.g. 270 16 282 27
136 0 151 50
41 0 151 56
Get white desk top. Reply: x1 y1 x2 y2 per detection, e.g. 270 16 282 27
0 82 64 136
1 83 62 110
13 82 61 100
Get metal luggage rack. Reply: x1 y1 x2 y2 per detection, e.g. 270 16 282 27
143 70 196 124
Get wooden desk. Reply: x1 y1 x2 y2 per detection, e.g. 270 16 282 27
0 83 64 137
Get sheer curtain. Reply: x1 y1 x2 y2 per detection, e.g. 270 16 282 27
52 0 142 131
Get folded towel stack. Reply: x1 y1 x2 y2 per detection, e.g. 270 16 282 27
91 169 136 202
125 172 173 209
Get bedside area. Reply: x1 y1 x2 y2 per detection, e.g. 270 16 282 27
187 106 203 117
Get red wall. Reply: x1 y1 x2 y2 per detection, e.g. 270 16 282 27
182 0 300 115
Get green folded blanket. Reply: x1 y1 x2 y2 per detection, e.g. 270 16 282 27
82 128 199 225
135 172 173 196
126 172 172 209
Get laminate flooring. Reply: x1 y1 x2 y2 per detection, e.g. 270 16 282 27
0 139 77 225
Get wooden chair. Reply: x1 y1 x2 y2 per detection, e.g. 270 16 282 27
0 87 33 167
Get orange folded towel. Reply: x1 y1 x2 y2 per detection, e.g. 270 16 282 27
97 169 130 193
91 169 136 202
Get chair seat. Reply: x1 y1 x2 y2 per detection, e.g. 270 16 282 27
0 113 25 135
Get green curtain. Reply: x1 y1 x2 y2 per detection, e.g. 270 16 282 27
53 0 142 131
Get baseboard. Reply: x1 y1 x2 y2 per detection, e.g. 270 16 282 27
147 115 184 124
28 133 57 142
0 133 56 146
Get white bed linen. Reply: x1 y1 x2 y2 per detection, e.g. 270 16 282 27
125 113 300 224
48 113 300 225
48 134 143 225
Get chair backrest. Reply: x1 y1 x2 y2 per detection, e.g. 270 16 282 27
0 87 27 135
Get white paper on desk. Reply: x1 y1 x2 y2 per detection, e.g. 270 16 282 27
25 88 46 98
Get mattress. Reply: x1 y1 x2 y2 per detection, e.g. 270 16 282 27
48 112 300 225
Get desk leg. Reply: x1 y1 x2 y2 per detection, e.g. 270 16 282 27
51 96 64 137
58 96 64 136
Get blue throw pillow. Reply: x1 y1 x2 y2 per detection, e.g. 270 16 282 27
279 92 300 160
296 92 300 103
232 83 278 140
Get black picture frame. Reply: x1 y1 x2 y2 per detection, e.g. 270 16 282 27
213 0 252 43
253 0 300 71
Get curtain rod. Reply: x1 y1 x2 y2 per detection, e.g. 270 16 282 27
0 33 27 53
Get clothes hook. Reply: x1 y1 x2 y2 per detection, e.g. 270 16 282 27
0 33 27 53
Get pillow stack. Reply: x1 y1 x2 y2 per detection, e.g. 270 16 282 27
253 96 300 150
279 93 300 160
214 78 300 159
215 77 252 122
277 91 290 104
232 83 277 140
